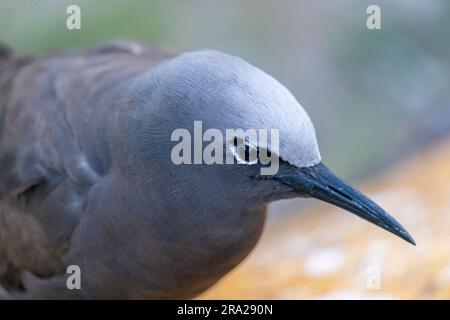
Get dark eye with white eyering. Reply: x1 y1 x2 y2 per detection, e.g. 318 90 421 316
230 137 259 165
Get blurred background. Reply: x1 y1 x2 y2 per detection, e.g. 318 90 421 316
1 0 449 299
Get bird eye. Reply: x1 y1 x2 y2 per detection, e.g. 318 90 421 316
231 137 258 165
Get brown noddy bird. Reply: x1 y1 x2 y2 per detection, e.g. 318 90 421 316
0 41 414 299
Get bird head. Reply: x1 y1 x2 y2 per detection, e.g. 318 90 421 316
128 50 415 245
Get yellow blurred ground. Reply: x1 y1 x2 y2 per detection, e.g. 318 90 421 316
200 140 450 299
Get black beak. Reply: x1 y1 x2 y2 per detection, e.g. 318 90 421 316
278 162 415 245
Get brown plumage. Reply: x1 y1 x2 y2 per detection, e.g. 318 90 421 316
0 42 174 297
